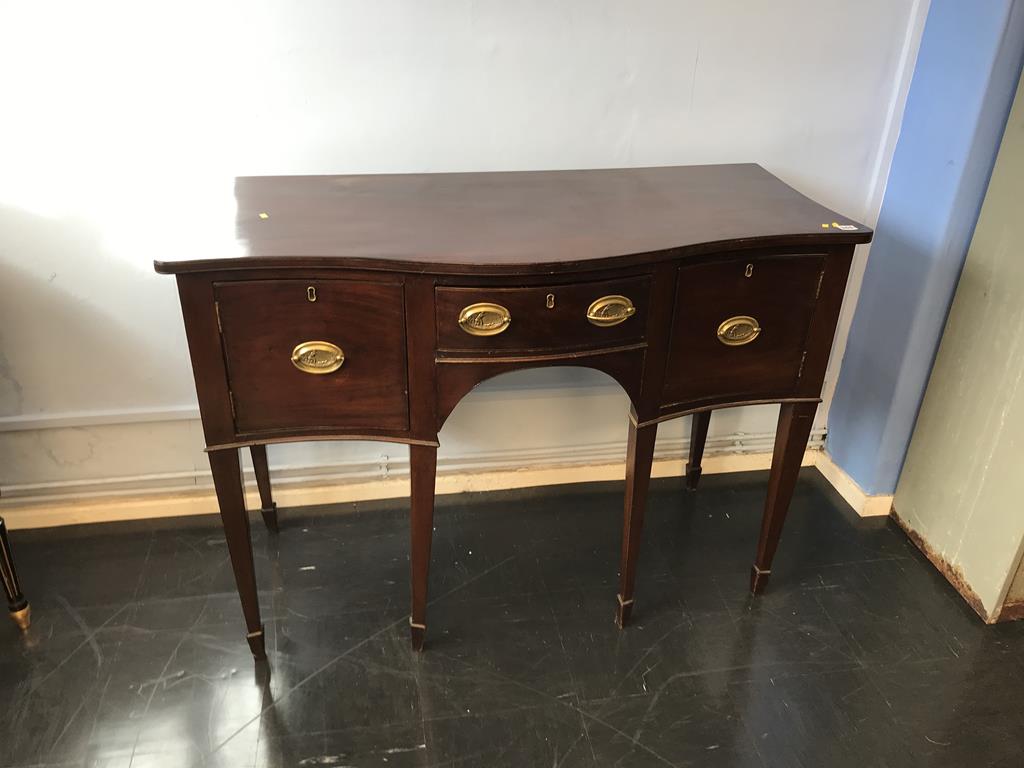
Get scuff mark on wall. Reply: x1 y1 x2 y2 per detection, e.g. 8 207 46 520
36 427 97 468
0 345 24 413
688 45 700 110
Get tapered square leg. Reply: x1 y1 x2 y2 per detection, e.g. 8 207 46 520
250 444 278 532
209 449 266 660
685 410 711 491
616 419 658 628
409 444 437 651
1 517 30 631
750 402 817 594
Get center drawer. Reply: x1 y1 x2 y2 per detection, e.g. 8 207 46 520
435 276 651 353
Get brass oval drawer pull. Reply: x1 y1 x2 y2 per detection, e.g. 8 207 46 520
717 315 761 346
458 302 512 336
587 295 636 327
291 341 345 374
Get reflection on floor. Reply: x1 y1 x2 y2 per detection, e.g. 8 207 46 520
2 468 1023 767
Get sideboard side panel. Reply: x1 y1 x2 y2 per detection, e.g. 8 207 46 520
176 274 236 447
794 246 856 398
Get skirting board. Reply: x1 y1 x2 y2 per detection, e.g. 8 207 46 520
813 450 894 518
1 449 820 530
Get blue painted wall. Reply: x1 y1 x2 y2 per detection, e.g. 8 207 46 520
828 0 1024 495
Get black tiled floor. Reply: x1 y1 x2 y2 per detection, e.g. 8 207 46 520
2 468 1024 767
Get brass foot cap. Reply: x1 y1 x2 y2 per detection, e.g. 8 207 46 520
410 618 426 652
246 626 267 660
10 604 30 632
615 594 634 629
749 566 771 595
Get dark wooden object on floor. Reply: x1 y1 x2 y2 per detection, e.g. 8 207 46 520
0 516 30 632
156 164 871 656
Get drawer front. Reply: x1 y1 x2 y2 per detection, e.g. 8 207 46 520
435 276 651 353
662 254 825 404
215 279 409 434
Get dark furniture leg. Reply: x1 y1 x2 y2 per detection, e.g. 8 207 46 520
750 402 817 594
616 419 658 628
409 444 437 651
0 517 30 631
209 448 266 659
250 444 278 532
685 410 711 490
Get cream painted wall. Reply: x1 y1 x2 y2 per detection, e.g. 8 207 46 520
893 70 1024 621
0 1 925 504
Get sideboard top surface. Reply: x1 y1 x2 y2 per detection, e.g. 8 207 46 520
155 163 871 275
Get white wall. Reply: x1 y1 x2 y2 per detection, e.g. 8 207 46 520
0 0 925 505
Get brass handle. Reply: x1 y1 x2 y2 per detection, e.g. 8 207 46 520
458 302 512 336
717 316 761 346
587 295 636 327
291 341 345 374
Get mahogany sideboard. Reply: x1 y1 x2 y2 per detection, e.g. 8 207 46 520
155 164 872 659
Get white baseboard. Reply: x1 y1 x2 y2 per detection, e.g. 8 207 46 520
812 450 893 517
0 429 819 502
0 433 895 529
0 444 818 530
2 421 913 528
